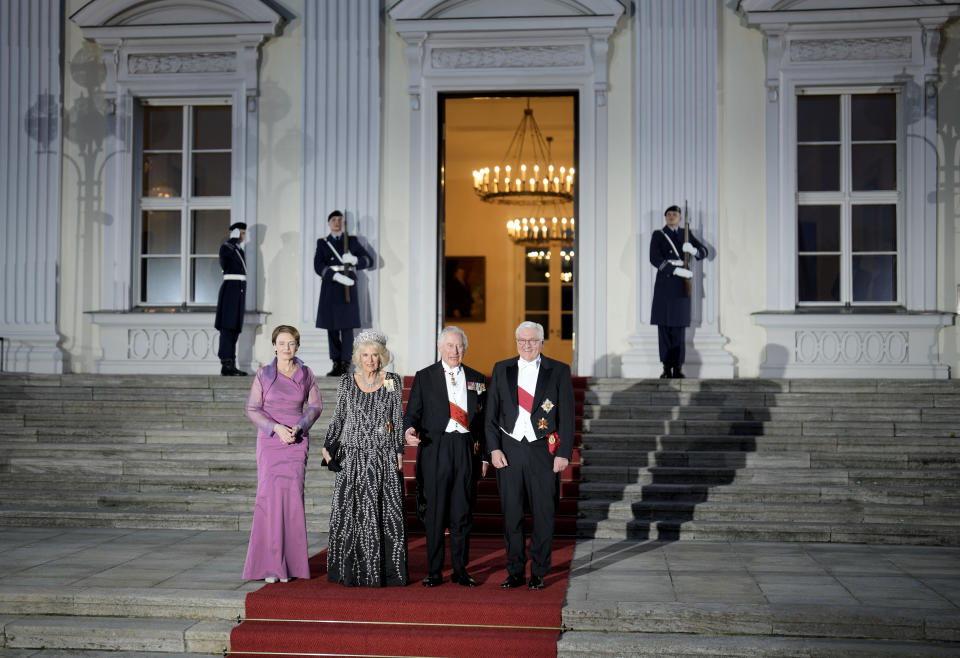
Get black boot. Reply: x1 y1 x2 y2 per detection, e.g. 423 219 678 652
340 360 352 374
659 365 671 379
326 360 343 377
220 359 246 376
672 366 685 379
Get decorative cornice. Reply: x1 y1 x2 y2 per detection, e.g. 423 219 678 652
430 45 585 69
128 52 237 75
790 37 911 62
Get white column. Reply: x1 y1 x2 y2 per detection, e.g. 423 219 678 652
621 0 734 378
299 0 381 369
0 0 64 373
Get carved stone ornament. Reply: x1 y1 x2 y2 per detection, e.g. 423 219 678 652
794 330 909 365
128 328 220 361
790 37 912 63
431 45 585 69
128 52 237 75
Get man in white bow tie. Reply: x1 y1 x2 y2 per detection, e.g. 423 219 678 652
485 321 574 591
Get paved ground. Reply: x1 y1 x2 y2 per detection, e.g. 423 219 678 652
1 527 959 655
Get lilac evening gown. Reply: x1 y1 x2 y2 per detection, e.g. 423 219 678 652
242 358 323 581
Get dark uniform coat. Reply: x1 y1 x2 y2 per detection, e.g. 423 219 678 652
214 238 246 331
649 226 707 327
313 234 372 329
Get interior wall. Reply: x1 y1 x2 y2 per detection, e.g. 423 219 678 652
443 95 575 374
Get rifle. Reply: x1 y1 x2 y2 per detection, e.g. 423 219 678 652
342 231 352 303
682 200 691 297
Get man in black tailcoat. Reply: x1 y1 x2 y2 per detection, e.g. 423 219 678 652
314 210 372 376
215 221 248 376
404 326 488 588
650 205 708 379
485 321 574 591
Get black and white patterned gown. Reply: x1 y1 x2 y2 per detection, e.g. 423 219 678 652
324 371 408 586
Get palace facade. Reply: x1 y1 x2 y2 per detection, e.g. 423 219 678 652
2 0 959 378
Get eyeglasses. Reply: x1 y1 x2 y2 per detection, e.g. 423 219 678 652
516 338 542 345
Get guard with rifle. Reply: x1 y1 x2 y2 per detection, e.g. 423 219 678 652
314 210 372 376
649 203 708 379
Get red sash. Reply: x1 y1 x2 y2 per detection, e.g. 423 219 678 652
449 401 469 429
518 386 534 413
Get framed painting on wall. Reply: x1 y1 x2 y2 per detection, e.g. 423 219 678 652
444 256 485 322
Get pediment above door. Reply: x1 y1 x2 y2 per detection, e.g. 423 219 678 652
70 0 286 39
390 0 625 30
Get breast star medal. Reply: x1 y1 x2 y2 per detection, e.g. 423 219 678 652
538 417 549 430
541 398 554 412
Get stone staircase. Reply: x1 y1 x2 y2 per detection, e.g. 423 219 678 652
577 379 960 545
0 374 339 533
564 377 960 657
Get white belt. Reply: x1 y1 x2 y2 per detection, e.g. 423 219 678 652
223 274 246 281
329 265 346 272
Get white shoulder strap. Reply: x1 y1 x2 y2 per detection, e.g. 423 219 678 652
658 230 681 259
325 237 345 264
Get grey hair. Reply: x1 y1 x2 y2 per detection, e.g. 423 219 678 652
351 331 391 369
437 325 468 350
515 321 544 341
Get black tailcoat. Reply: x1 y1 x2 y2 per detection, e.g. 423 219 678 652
649 226 707 327
484 355 574 461
214 238 246 331
314 233 372 329
403 361 487 575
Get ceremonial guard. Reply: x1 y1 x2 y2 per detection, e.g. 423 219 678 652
314 210 373 376
649 204 708 379
215 221 248 376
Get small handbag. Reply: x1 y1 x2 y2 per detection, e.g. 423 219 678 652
323 438 344 472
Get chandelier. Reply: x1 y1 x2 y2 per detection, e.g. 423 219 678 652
472 99 575 205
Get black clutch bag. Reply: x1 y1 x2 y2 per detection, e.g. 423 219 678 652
323 439 343 472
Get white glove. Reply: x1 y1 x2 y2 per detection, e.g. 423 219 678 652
673 267 692 279
341 252 359 266
682 242 698 256
332 272 355 287
668 259 684 267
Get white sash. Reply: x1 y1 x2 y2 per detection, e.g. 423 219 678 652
658 229 682 260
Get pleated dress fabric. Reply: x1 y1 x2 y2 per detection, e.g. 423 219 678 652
325 372 409 587
242 359 323 581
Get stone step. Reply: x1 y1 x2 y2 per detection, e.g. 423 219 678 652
576 518 960 544
0 472 335 495
0 490 333 515
576 499 960 524
582 433 960 453
0 614 231 653
558 632 960 657
584 378 960 394
0 586 244 621
583 389 958 408
583 450 812 468
578 482 960 506
579 464 960 486
0 509 333 533
561 600 960 647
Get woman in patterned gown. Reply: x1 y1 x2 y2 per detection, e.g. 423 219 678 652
322 330 408 586
242 325 323 583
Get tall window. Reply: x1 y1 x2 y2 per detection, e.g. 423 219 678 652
138 100 232 305
796 90 900 306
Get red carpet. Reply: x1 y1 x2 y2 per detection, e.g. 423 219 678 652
229 535 576 657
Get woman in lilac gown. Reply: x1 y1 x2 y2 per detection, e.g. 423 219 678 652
243 325 323 583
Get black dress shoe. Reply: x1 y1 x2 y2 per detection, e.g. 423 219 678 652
672 366 685 379
528 575 546 590
451 571 478 587
500 574 526 589
422 575 443 587
659 367 671 379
